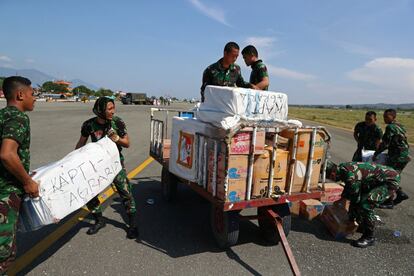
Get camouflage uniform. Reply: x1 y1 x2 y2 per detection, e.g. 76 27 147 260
201 58 251 101
249 59 269 90
0 106 31 273
374 121 411 173
338 162 400 232
80 116 136 215
352 122 383 161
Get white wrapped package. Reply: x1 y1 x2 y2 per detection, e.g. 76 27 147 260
18 137 121 231
196 86 288 129
361 150 388 165
169 117 224 182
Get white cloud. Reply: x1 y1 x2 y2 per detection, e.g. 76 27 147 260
188 0 231 27
245 36 276 48
335 40 377 56
267 64 316 81
347 57 414 91
25 58 35 63
0 55 12 62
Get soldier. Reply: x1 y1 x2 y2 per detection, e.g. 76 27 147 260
374 109 410 208
241 45 269 90
0 76 39 273
75 97 139 239
200 41 253 102
352 111 383 161
327 161 403 248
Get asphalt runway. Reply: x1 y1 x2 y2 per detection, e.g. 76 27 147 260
1 101 412 275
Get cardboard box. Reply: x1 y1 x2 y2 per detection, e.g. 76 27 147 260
225 179 247 202
320 183 344 204
162 139 171 158
300 199 324 220
265 135 289 151
323 183 344 194
208 153 249 200
230 131 265 155
252 148 289 198
289 201 301 216
281 129 326 193
320 205 358 239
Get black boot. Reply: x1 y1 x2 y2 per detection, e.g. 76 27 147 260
379 198 394 209
352 222 375 248
126 213 139 239
87 213 106 235
394 189 409 206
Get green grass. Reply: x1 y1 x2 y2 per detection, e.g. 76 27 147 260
289 107 414 144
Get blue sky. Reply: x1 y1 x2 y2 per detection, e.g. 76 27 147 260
1 0 413 104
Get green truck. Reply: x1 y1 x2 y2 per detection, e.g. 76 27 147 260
121 92 149 105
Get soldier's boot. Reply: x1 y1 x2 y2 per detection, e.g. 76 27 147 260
126 213 139 239
393 189 409 206
352 221 375 248
378 198 394 209
87 213 106 235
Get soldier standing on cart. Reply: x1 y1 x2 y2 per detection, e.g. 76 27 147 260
241 45 270 91
352 111 382 162
75 97 139 239
200 41 255 102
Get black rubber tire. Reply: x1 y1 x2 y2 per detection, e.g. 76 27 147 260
161 167 177 202
258 203 291 244
210 204 240 249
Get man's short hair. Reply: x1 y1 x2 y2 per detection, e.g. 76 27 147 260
2 76 31 100
384 108 397 117
242 45 258 57
224 42 239 53
365 111 377 117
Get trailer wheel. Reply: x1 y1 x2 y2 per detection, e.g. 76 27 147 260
161 167 177 202
210 204 240 249
258 203 291 244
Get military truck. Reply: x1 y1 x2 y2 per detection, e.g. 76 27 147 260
121 92 148 105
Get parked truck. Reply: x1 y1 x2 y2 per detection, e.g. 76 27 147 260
121 92 149 105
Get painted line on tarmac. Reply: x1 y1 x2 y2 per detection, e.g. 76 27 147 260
8 156 154 275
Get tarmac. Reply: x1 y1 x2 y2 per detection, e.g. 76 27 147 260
1 101 412 276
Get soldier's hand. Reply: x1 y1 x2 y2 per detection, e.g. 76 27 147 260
107 129 120 143
24 179 40 198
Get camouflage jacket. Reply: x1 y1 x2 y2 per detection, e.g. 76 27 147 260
338 162 400 203
201 58 251 100
353 121 383 150
375 121 410 163
81 116 127 158
250 59 269 90
0 106 31 195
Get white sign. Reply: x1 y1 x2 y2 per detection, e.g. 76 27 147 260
19 137 121 231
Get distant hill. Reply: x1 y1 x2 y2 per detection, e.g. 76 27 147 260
0 67 98 90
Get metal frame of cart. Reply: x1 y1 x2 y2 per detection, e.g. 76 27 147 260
150 108 332 276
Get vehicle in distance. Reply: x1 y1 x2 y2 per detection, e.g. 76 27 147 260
121 92 149 105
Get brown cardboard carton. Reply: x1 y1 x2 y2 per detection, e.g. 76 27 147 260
320 204 357 239
225 179 247 202
320 183 344 203
162 139 171 158
252 148 289 198
209 153 249 200
281 129 326 193
323 183 344 194
300 199 324 220
265 135 289 150
229 131 265 155
289 201 301 216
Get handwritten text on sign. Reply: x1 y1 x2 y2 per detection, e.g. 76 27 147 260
32 137 121 220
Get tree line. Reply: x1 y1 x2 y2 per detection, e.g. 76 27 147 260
40 81 114 97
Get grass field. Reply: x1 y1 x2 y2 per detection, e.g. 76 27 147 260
289 107 414 144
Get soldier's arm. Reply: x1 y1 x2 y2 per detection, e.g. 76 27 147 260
75 135 88 149
115 133 130 148
109 118 130 148
353 124 359 142
0 139 39 197
375 126 391 155
255 65 270 90
236 72 252 89
200 68 211 102
375 127 383 149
